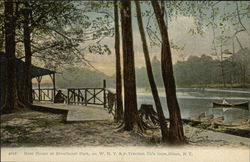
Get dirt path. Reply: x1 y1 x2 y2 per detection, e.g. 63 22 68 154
1 110 249 148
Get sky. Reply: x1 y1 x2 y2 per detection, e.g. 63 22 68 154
33 1 250 82
83 5 250 76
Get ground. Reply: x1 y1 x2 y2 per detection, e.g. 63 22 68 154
0 109 249 148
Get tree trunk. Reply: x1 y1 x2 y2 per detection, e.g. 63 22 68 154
1 0 22 114
220 42 226 88
0 26 4 51
135 0 169 142
151 0 186 144
22 6 32 106
114 0 123 121
242 65 246 87
120 0 141 131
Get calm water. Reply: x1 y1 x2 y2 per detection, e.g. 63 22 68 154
136 88 250 122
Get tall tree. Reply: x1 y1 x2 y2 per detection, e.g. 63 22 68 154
135 1 169 141
151 0 186 144
120 0 142 131
1 0 23 114
219 40 226 88
22 3 32 105
0 2 3 52
114 0 123 121
17 1 99 105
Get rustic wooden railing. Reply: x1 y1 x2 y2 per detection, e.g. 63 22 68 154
67 88 116 108
67 88 104 105
32 80 117 116
32 88 67 102
32 89 116 117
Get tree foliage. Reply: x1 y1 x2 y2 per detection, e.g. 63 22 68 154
135 50 250 88
141 1 249 57
55 67 114 89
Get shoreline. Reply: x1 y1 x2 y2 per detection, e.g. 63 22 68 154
181 118 250 138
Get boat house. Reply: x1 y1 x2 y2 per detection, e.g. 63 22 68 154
0 52 56 107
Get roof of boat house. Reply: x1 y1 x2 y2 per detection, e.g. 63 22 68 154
0 52 56 78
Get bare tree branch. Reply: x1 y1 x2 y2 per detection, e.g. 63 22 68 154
31 42 62 54
236 1 249 34
211 6 219 59
211 1 222 7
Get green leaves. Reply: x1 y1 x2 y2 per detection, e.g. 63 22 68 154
88 44 111 55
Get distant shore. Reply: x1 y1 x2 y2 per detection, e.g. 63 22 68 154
34 83 250 90
176 84 250 89
136 86 250 94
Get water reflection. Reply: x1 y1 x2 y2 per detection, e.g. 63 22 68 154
137 88 250 122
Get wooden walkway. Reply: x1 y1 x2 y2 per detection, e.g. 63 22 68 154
32 102 113 122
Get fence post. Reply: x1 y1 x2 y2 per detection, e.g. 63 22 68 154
52 73 56 101
93 89 96 104
73 89 76 104
103 80 106 108
81 90 84 103
78 89 80 104
67 89 70 104
36 76 42 101
85 89 87 106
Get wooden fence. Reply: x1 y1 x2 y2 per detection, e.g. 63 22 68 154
32 88 67 102
32 80 116 115
67 88 111 107
33 80 115 107
33 88 116 116
33 87 116 109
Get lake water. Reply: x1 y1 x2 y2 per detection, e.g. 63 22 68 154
136 88 250 122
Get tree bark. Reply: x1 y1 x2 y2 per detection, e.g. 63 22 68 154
0 26 4 51
1 0 22 114
22 5 32 106
220 41 226 88
114 0 123 121
120 0 141 131
135 0 169 142
151 0 186 144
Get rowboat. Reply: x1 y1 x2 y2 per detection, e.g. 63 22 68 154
213 101 249 110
